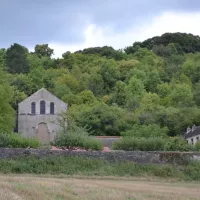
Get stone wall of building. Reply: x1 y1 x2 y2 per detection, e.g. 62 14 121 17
186 134 200 145
18 88 68 144
0 148 200 164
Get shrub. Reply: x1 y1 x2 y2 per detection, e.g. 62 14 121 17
112 137 165 151
52 126 103 150
164 137 194 151
69 103 132 136
121 124 169 138
195 141 200 151
0 133 40 148
113 136 196 152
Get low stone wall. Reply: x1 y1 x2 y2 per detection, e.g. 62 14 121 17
0 148 200 164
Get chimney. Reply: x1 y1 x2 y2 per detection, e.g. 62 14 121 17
187 127 191 134
192 124 196 132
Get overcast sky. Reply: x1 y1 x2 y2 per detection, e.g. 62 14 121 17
1 0 200 57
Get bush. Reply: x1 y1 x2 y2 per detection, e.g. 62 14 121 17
0 133 40 148
121 124 169 138
113 136 196 152
164 137 194 151
52 126 103 150
112 137 165 151
195 141 200 151
69 103 132 136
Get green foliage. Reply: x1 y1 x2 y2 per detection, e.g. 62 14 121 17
2 33 200 138
113 136 195 152
195 142 200 151
0 156 200 181
122 124 169 138
125 33 200 54
34 44 54 58
0 48 6 69
0 133 40 148
112 137 165 151
125 77 145 110
75 46 126 60
52 126 103 150
70 103 133 136
164 137 194 151
169 83 194 107
0 84 15 133
6 43 30 74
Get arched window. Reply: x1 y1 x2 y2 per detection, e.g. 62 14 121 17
50 102 54 114
31 102 36 114
40 100 46 114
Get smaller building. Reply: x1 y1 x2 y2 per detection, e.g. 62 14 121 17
184 125 200 145
18 88 68 144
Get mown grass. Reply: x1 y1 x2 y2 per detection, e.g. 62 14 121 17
0 156 200 181
0 175 199 200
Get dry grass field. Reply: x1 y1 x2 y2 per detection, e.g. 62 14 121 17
0 175 199 200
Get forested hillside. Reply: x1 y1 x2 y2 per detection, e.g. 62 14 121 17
1 32 200 137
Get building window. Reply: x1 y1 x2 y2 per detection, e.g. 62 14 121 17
31 102 36 114
191 138 194 145
197 137 199 141
50 102 54 114
40 100 46 114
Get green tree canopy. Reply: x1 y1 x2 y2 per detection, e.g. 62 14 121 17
6 43 30 74
34 44 54 58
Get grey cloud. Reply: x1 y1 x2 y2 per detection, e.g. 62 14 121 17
0 0 200 49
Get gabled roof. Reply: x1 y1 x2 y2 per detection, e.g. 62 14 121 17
18 88 67 105
184 126 200 138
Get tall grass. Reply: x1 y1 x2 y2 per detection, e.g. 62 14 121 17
0 156 200 181
0 133 40 148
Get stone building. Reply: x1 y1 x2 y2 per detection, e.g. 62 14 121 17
18 88 67 144
184 125 200 145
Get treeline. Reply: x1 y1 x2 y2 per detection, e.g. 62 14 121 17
1 32 200 138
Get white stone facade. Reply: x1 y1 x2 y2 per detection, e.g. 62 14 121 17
186 134 200 145
18 88 67 143
185 125 200 145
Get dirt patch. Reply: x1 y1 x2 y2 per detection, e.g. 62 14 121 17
51 146 111 152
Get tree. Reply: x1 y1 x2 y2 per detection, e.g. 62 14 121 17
144 70 161 93
75 46 126 60
27 53 55 70
6 43 30 74
100 60 119 93
28 66 46 92
10 74 33 96
69 103 133 136
34 44 54 58
79 90 96 104
111 81 127 106
169 83 194 107
118 59 140 81
136 92 163 124
125 77 146 110
126 32 200 54
0 84 15 132
88 72 104 96
0 48 6 69
194 82 200 106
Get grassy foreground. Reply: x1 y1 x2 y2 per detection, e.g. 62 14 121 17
0 175 199 200
0 156 200 181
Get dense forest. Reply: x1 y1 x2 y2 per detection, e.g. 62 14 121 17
1 32 200 137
